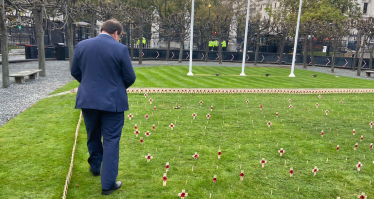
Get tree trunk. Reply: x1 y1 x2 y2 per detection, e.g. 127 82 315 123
254 34 260 66
138 29 143 65
353 31 361 71
0 0 9 88
90 14 96 38
34 7 46 77
357 36 366 76
310 38 315 66
166 35 170 61
178 39 183 63
205 39 209 62
130 39 134 61
331 40 338 73
303 35 307 69
278 35 285 65
67 16 74 69
369 47 373 71
218 34 222 64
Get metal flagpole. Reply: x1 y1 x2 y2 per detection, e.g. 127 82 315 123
240 0 251 76
289 0 303 77
187 0 195 76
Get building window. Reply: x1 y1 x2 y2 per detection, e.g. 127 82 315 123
363 3 368 14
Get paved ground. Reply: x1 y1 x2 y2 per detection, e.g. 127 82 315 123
0 57 373 127
0 54 25 61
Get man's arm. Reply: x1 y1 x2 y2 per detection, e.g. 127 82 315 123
71 45 82 83
121 46 136 89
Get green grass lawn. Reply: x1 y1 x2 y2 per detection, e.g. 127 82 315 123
0 94 80 199
50 65 374 95
67 93 374 198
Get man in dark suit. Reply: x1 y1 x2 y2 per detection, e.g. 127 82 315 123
71 19 136 195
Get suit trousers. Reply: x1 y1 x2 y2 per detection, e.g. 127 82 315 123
81 109 124 190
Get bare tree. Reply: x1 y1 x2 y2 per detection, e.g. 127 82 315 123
355 18 374 76
170 11 190 63
249 15 270 66
1 0 9 87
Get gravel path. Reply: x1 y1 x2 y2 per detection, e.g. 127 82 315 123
1 59 373 127
0 60 74 126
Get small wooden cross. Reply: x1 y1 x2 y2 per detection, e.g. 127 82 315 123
144 93 147 98
353 129 356 135
356 162 362 171
149 98 153 104
128 113 133 120
152 124 155 130
165 162 169 172
278 148 285 156
213 175 217 183
358 193 367 199
325 110 329 115
289 105 293 109
267 121 271 128
240 170 244 181
178 189 188 198
145 153 153 162
288 99 292 103
340 100 342 104
370 143 373 149
321 130 324 137
200 100 203 105
206 114 211 120
169 123 174 130
318 95 322 98
140 137 144 145
316 103 319 108
361 135 363 141
134 130 139 137
260 158 267 168
145 131 151 137
163 173 167 186
211 106 213 111
276 112 278 117
192 113 196 120
290 167 294 177
246 100 249 104
154 106 157 111
192 152 199 160
370 121 373 128
312 166 318 176
354 143 358 151
260 105 263 110
145 114 149 120
337 145 339 151
218 149 221 159
134 124 138 130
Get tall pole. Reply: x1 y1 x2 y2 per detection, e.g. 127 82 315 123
1 0 10 88
289 0 303 77
187 0 195 76
240 0 250 76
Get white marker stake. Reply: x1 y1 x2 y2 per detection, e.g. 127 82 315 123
163 173 167 186
218 149 221 159
240 170 244 181
356 162 362 171
261 158 267 168
145 153 153 162
178 189 188 198
312 166 318 176
290 167 294 177
165 162 169 172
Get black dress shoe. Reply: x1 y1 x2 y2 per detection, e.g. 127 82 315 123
102 181 122 195
89 167 100 176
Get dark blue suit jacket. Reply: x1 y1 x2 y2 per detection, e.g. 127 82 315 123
71 34 136 112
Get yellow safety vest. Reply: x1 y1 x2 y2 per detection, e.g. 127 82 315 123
214 41 219 47
209 41 214 47
137 37 146 45
222 41 226 47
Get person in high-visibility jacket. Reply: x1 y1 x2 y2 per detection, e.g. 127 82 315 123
213 40 219 51
221 40 227 51
209 41 214 51
137 37 146 48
